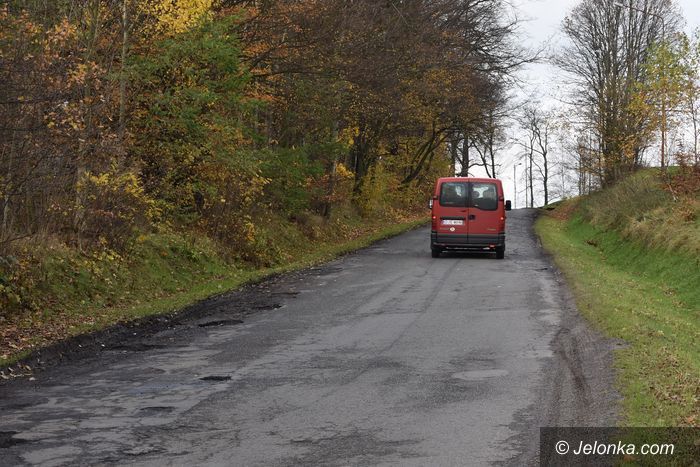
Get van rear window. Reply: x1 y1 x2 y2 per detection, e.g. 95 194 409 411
439 181 499 210
439 182 468 207
470 182 498 211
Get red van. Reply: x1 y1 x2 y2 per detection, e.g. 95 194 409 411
429 177 511 259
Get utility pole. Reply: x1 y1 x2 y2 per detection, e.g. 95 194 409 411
513 162 522 209
528 146 534 207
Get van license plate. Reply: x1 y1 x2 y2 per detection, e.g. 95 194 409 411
442 219 464 225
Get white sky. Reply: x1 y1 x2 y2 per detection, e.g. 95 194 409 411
485 0 700 206
515 0 699 104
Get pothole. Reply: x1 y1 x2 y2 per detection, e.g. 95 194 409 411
123 445 160 456
272 291 299 297
200 375 232 382
198 319 243 328
309 266 343 276
252 303 282 310
109 343 167 352
140 406 175 413
0 431 28 449
451 369 508 381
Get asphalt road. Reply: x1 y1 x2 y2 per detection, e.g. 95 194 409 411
0 209 618 466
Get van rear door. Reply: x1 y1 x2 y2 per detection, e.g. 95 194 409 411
467 181 503 245
436 180 469 242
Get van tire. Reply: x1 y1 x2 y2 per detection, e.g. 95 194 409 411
431 247 442 258
495 247 505 259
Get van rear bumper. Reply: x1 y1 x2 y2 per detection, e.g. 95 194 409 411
431 231 505 249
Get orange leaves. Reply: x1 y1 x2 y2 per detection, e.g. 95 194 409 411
245 82 276 104
46 18 77 50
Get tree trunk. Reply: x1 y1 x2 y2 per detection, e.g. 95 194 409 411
528 147 534 207
1 133 15 239
322 124 339 218
690 92 699 164
459 137 470 176
74 0 101 236
449 131 459 175
524 166 529 208
542 150 549 206
118 0 128 141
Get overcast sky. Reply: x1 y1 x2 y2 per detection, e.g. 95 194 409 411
515 0 700 103
487 0 700 206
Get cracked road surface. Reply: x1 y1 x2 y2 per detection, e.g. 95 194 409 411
0 209 618 466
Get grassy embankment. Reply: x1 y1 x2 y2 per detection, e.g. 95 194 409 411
1 210 427 368
536 170 699 427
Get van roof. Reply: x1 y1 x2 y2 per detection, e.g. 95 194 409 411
436 177 502 184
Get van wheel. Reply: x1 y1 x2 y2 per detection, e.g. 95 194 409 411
495 247 505 259
431 247 442 258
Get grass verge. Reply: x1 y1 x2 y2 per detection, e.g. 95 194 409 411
1 216 427 368
536 209 699 427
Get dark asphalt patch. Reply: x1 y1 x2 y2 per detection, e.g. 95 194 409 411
199 375 232 382
252 303 282 310
197 319 244 328
0 431 28 449
308 266 343 275
109 343 168 352
272 291 300 297
140 406 176 413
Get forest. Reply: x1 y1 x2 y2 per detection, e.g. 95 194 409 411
0 0 527 355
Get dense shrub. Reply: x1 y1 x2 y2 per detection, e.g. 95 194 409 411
75 168 158 250
258 147 324 217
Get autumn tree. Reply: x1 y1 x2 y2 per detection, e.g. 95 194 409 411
557 0 682 184
0 0 529 259
519 105 553 205
0 2 126 247
229 0 528 187
631 30 700 165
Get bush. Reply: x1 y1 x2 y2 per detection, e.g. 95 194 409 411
355 163 398 217
75 168 158 250
191 156 268 262
258 147 324 217
669 152 700 198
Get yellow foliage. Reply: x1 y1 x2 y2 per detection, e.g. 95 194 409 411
334 163 354 181
75 168 160 249
339 127 359 146
140 0 213 35
356 163 397 217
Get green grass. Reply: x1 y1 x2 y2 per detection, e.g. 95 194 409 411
536 213 699 427
576 169 700 257
1 216 427 367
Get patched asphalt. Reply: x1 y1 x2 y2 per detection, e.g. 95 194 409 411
0 209 619 466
